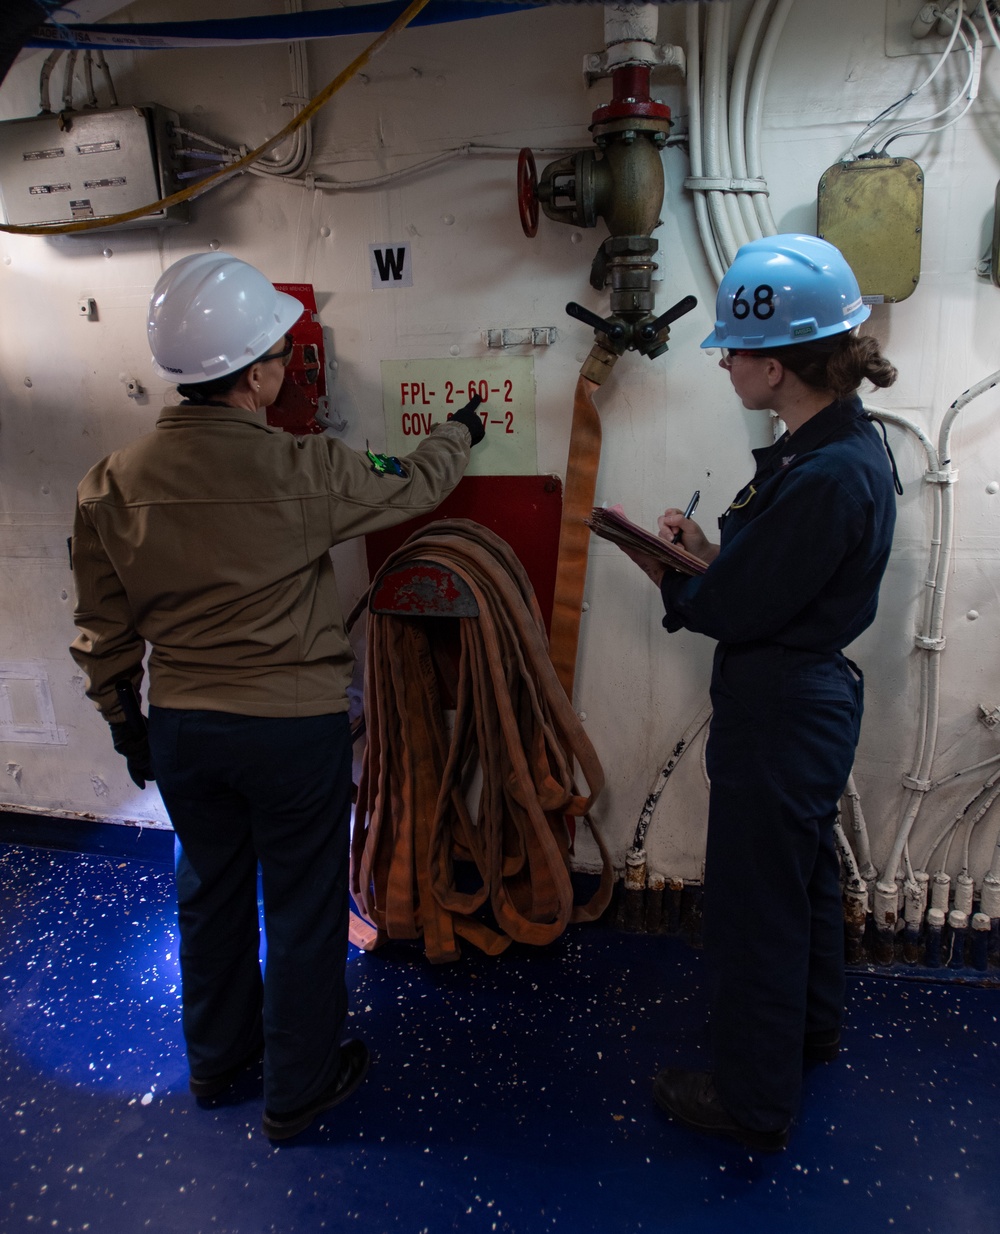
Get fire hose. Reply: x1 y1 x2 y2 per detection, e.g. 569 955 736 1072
348 518 612 963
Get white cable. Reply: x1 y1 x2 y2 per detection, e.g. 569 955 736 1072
38 50 61 115
174 127 237 154
728 0 773 244
82 50 98 109
685 3 726 284
963 782 1000 873
745 0 792 235
842 772 878 881
713 3 751 253
95 51 117 106
931 752 1000 789
846 0 966 159
631 699 714 852
881 369 1000 883
834 820 866 892
983 0 1000 51
273 146 471 189
921 766 1000 873
879 15 979 152
61 49 77 112
702 3 741 266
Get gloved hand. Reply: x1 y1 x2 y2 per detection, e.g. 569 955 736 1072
447 393 485 446
110 721 155 789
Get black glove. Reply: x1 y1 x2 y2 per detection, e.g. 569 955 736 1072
110 722 155 788
448 393 485 446
110 679 155 789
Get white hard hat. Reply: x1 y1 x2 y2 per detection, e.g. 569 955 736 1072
147 252 304 383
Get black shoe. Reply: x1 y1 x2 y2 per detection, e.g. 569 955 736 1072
803 1029 841 1063
189 1042 264 1099
652 1068 789 1153
261 1039 370 1141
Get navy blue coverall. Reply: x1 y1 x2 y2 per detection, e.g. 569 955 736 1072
659 395 896 1133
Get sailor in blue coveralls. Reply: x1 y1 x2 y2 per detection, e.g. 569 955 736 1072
625 235 899 1151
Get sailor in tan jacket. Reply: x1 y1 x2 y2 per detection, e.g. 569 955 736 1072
70 252 485 1140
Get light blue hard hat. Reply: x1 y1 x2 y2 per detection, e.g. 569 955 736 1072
701 234 870 350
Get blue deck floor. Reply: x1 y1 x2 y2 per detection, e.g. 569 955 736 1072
1 838 998 1234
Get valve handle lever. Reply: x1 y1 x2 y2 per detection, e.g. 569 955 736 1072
565 301 626 341
640 294 699 340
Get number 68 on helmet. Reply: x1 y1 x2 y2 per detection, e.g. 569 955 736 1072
701 234 871 352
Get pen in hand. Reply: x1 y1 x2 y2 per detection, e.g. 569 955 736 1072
672 490 701 544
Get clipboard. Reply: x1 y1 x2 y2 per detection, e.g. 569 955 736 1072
586 505 708 577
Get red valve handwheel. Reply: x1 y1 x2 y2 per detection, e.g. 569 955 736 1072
517 147 539 239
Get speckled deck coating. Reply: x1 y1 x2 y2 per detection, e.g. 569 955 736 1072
1 840 998 1234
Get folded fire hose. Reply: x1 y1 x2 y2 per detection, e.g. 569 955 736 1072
347 518 613 962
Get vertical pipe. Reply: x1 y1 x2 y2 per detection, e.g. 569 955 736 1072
702 2 741 265
873 881 898 965
946 909 968 968
728 0 772 243
980 873 1000 964
902 872 929 964
843 773 878 881
843 884 868 965
925 907 945 967
745 0 793 235
644 873 665 933
930 870 951 913
970 912 990 972
666 877 684 933
622 848 647 931
685 4 726 283
711 2 751 251
954 873 975 916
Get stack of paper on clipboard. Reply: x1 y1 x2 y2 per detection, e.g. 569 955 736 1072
586 505 709 577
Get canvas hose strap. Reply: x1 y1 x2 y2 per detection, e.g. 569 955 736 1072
347 518 613 963
547 346 621 700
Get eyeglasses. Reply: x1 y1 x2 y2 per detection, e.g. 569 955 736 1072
720 347 761 366
261 334 294 366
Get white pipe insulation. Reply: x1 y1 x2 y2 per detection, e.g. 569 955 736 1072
728 0 773 244
603 2 658 48
880 371 1000 888
743 0 792 236
685 0 787 285
685 4 726 283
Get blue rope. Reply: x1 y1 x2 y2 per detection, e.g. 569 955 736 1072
24 1 542 51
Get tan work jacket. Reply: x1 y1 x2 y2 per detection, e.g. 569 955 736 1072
70 404 471 721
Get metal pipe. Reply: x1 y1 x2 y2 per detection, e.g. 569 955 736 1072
745 0 793 235
946 909 968 968
685 3 726 283
971 912 990 971
925 906 945 967
728 0 772 244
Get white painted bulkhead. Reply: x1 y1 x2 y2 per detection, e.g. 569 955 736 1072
2 0 999 902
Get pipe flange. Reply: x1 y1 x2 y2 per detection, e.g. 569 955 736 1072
603 234 659 257
591 115 672 143
591 98 671 126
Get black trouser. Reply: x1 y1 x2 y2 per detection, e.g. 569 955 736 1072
703 643 863 1133
147 707 353 1114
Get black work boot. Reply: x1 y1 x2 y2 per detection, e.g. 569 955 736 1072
652 1068 790 1153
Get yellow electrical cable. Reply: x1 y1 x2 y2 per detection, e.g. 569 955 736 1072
0 0 432 236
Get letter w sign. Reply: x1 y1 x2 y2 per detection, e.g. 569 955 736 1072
369 243 412 289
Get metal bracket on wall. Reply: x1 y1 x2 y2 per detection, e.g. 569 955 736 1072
484 327 557 348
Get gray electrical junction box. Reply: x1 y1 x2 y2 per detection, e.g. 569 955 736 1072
0 104 188 231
